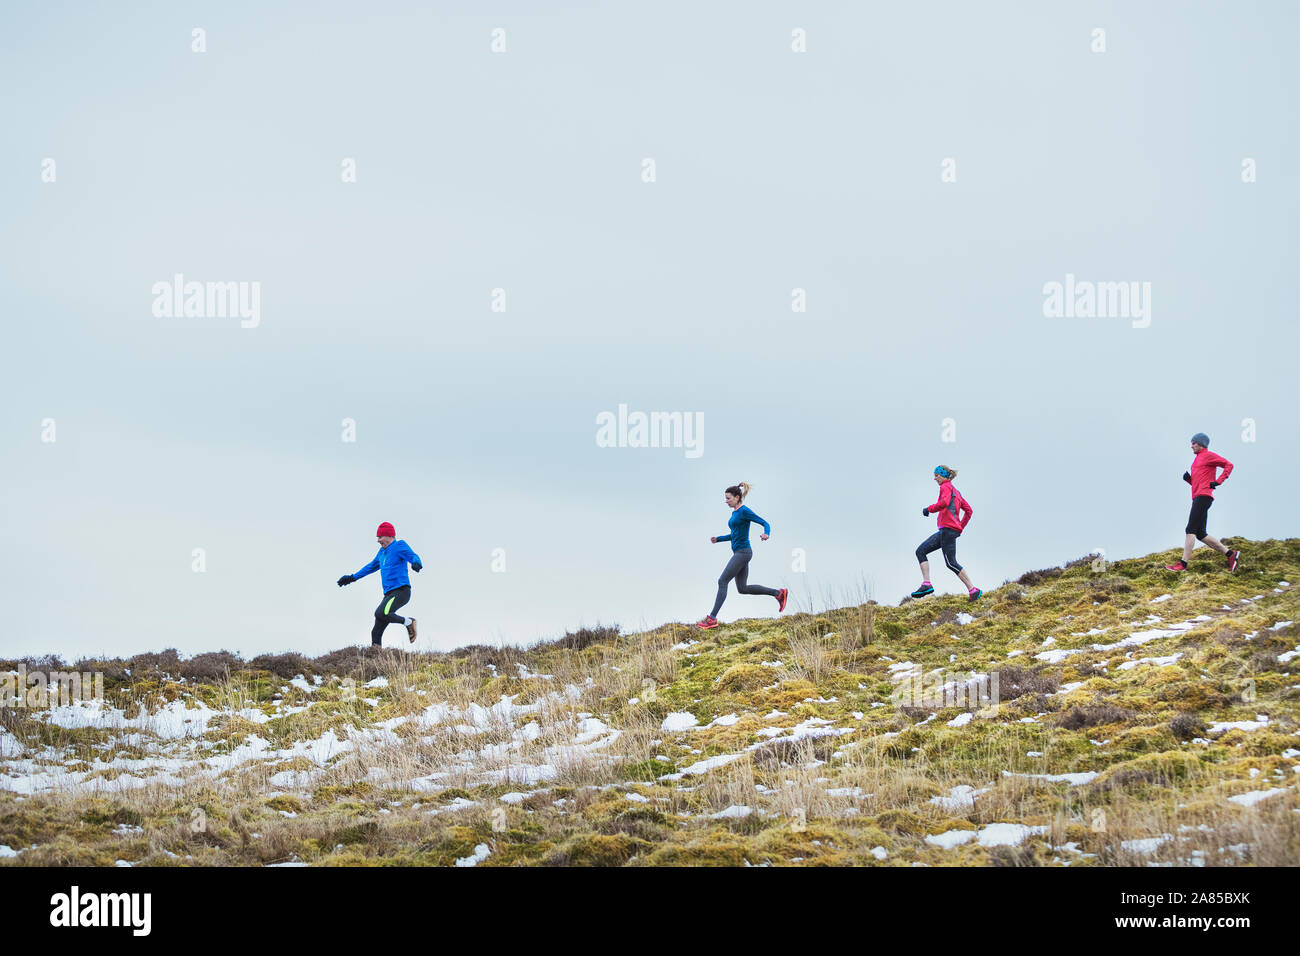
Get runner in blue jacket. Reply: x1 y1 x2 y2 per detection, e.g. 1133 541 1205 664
697 482 788 629
337 521 422 645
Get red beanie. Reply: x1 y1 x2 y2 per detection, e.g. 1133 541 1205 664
376 522 396 538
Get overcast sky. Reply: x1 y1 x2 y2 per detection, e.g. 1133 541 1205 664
3 1 1297 660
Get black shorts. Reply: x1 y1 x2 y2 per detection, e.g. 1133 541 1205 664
1185 495 1213 538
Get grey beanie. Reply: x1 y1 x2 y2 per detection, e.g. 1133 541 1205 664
1191 432 1210 447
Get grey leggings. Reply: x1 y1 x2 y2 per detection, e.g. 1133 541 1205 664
711 549 780 617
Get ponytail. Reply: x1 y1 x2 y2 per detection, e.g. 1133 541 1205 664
726 482 752 501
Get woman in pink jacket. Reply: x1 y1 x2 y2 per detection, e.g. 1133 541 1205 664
1165 433 1240 572
911 466 981 600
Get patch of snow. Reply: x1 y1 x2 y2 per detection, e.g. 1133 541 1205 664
925 829 976 849
1122 834 1172 854
930 785 991 812
1227 788 1289 807
455 843 491 867
1036 648 1086 664
1117 653 1183 672
701 713 739 728
978 823 1049 847
662 752 746 779
1003 770 1099 786
711 805 753 819
499 791 543 804
660 712 699 732
1207 716 1269 735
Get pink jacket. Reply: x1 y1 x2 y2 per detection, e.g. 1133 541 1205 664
928 481 972 532
1188 449 1233 498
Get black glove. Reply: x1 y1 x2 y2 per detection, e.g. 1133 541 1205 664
921 507 929 517
1183 472 1192 484
1209 481 1220 489
411 563 422 573
337 574 354 587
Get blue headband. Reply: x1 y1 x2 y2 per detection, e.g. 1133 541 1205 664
934 466 951 478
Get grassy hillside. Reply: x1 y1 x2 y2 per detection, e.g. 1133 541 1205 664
2 538 1298 866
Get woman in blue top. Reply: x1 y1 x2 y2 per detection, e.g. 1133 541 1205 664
697 482 788 629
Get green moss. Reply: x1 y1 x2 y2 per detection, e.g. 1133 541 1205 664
548 833 650 866
621 759 669 781
869 810 930 836
80 800 144 829
644 831 751 866
313 781 374 803
717 664 771 693
265 795 305 813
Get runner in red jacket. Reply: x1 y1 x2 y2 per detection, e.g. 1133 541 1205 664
910 466 982 600
1165 433 1240 572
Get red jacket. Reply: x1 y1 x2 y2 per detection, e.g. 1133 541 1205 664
1187 449 1233 498
928 481 972 532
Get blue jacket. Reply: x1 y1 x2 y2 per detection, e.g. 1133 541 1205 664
715 505 770 552
354 540 422 592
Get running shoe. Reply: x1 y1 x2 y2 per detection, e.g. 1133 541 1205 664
968 588 982 601
777 588 789 612
910 583 935 599
406 618 418 643
696 616 719 630
1226 549 1240 572
1164 560 1188 572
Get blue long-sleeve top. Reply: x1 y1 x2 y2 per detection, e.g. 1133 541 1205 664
715 505 770 552
354 539 422 592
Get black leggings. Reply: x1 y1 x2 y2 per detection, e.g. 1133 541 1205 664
711 549 780 617
916 528 963 574
1186 495 1213 540
372 586 411 645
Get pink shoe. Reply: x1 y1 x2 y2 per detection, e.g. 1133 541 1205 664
1164 560 1187 572
696 616 719 630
